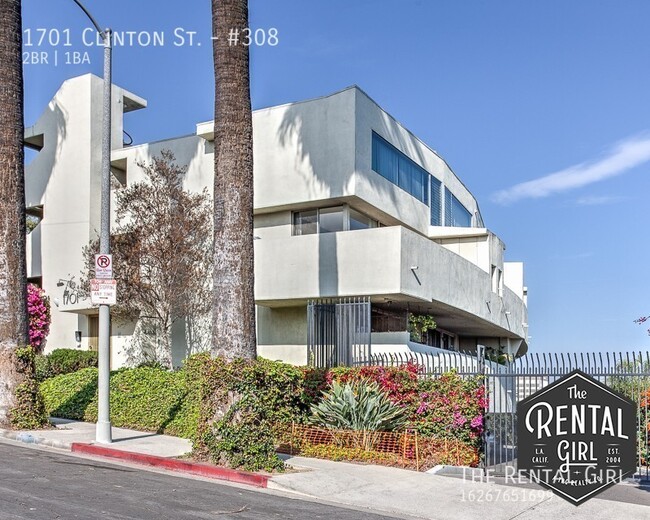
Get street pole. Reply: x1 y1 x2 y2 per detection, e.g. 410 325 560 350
72 0 112 444
96 28 112 444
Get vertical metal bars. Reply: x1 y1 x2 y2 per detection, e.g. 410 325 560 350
361 349 650 481
307 298 371 368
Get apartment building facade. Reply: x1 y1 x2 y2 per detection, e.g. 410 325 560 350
25 74 528 367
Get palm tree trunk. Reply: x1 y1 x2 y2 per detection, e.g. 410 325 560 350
0 0 29 421
211 0 256 360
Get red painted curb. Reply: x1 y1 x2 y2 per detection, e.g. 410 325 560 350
70 443 268 488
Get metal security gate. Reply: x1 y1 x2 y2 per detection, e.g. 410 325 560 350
484 351 650 481
307 298 371 368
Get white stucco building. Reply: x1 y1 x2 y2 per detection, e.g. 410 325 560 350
25 74 528 367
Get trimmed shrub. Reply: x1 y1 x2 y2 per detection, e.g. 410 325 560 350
35 349 98 381
198 398 283 472
40 366 199 439
110 366 200 438
40 367 98 421
9 346 48 429
34 354 49 382
187 354 318 472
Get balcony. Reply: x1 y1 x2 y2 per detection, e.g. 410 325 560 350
254 225 528 341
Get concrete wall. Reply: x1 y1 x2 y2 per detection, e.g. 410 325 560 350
26 223 42 278
24 75 146 353
255 225 527 341
111 135 212 197
257 306 308 365
436 233 491 273
253 212 292 240
257 306 306 345
371 332 453 355
26 76 100 350
398 228 526 340
255 226 403 303
252 89 357 211
489 232 506 272
504 262 525 299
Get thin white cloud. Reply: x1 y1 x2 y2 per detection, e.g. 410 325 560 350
492 135 650 205
575 195 628 206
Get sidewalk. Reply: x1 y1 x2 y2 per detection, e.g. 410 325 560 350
1 419 649 520
0 417 192 455
273 454 650 519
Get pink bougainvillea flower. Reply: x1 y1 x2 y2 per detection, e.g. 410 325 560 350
27 283 51 353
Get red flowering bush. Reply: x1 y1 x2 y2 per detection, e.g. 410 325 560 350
413 372 486 448
325 363 486 451
300 366 329 405
327 362 421 404
27 283 51 354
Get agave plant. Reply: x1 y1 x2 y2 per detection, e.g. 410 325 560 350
310 380 408 450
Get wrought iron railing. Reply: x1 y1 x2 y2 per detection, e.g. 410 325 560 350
358 349 650 481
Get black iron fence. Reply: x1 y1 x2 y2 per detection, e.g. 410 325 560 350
307 298 371 368
367 349 650 481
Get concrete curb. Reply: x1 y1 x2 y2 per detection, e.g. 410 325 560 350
427 464 480 477
0 428 71 451
70 443 269 488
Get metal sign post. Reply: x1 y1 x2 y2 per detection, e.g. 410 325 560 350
72 0 114 444
95 27 113 445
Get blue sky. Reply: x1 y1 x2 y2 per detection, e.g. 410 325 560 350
22 0 650 353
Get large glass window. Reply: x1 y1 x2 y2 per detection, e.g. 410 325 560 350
372 134 398 184
444 188 472 227
372 132 429 205
349 208 377 231
319 206 345 233
372 131 478 229
430 177 442 226
293 210 318 235
293 206 378 235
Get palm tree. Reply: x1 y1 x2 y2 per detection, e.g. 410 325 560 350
0 0 29 421
211 0 256 360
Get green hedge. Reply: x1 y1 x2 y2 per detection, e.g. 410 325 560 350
9 346 48 429
35 349 98 382
39 355 486 471
186 354 324 472
39 355 316 471
40 366 199 439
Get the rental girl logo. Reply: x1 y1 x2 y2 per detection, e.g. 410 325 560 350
517 369 636 504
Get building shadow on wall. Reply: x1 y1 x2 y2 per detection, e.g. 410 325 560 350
277 93 419 299
25 101 68 207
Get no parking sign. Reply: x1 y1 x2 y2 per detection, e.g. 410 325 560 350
94 254 113 279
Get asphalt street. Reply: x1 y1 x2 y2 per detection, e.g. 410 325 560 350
441 469 650 507
0 442 402 520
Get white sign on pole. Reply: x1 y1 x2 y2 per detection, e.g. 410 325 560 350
90 279 117 305
94 254 113 279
